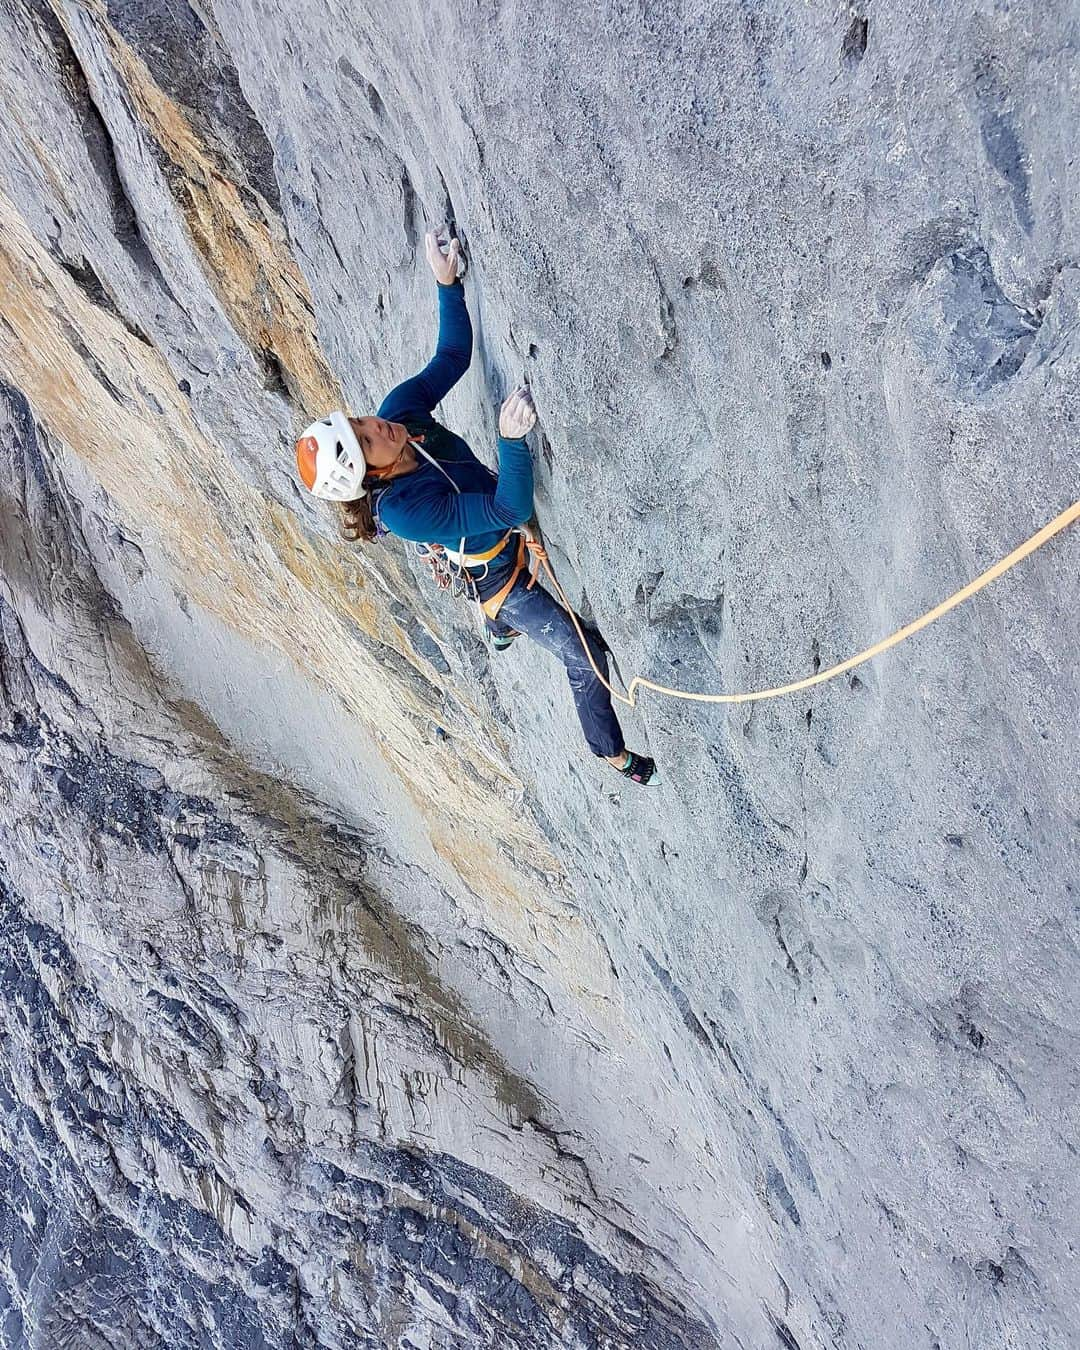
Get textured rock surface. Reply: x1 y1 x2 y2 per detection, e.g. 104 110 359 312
0 1 1078 1346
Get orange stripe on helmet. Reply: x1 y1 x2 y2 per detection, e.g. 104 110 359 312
296 435 319 490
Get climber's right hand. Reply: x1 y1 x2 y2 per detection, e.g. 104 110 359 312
425 228 462 285
498 386 537 439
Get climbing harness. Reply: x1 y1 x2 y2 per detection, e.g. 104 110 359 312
395 440 540 629
528 497 1080 709
477 532 542 620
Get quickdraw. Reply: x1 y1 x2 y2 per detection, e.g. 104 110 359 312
414 540 481 602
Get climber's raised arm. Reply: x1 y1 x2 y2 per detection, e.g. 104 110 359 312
378 229 472 420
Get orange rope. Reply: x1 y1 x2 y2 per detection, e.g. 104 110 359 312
528 497 1080 708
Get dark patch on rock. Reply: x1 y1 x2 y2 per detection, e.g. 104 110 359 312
841 15 868 66
1 711 43 751
62 323 131 407
337 58 386 121
706 741 785 861
400 164 421 253
52 248 151 346
103 0 281 216
147 991 224 1066
763 1100 820 1198
255 345 290 398
904 246 1041 396
641 947 716 1057
46 746 167 853
765 1162 801 1226
960 1019 987 1050
387 600 452 675
974 57 1034 234
771 1313 804 1350
344 617 446 711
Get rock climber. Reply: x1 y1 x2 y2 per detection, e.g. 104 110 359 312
294 227 656 786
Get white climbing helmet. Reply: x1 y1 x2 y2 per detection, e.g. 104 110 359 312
295 411 366 501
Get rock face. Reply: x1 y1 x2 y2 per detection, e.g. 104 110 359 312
0 1 1077 1346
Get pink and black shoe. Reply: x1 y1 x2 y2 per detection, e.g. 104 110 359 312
613 750 659 786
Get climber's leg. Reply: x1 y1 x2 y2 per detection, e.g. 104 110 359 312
496 580 626 760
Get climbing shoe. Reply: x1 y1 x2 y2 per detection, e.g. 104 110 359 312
614 750 659 786
490 629 522 652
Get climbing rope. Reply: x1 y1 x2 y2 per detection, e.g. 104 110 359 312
527 496 1080 709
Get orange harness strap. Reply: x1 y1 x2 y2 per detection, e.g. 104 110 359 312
479 535 542 621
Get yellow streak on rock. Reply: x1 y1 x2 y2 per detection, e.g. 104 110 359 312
52 0 337 414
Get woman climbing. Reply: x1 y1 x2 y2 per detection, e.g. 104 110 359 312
294 227 656 786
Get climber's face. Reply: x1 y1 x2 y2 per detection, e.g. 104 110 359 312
349 416 408 472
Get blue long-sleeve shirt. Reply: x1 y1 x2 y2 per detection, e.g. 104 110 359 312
374 282 533 583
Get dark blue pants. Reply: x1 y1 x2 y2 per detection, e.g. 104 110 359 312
487 579 625 759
